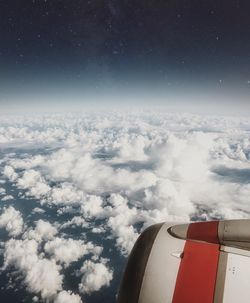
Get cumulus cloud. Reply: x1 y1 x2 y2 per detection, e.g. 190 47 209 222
3 239 63 299
43 149 157 195
49 183 84 205
32 207 45 214
60 216 88 229
8 155 45 170
44 238 102 267
54 291 82 303
0 124 66 146
1 194 14 201
143 179 194 218
0 206 24 236
153 132 214 182
24 220 58 242
2 217 103 302
78 260 113 294
80 195 104 218
0 111 250 302
91 227 105 234
112 133 149 162
105 194 139 254
3 165 18 182
0 188 6 195
17 169 51 198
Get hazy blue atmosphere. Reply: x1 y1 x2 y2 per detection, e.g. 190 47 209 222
1 0 250 113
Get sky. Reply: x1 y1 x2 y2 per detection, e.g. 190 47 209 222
0 3 250 301
0 0 250 113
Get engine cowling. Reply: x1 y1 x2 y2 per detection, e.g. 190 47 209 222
117 220 250 303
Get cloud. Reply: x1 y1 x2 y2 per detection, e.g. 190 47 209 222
143 179 194 218
2 113 250 256
32 207 45 214
0 188 6 195
78 260 113 294
0 124 66 146
112 133 149 162
91 227 105 234
17 169 51 199
54 291 82 303
24 219 58 242
1 194 14 201
0 206 24 236
1 215 104 302
60 216 88 229
3 238 63 300
3 165 18 181
1 111 250 302
44 238 102 267
49 183 84 205
106 194 139 254
80 195 104 218
153 132 214 182
7 155 45 170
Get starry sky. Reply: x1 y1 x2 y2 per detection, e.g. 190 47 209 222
1 0 250 110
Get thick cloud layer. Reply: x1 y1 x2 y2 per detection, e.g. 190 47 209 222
0 111 249 302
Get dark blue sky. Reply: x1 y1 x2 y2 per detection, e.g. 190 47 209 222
1 0 250 104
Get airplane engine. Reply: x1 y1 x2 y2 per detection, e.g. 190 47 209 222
117 220 250 303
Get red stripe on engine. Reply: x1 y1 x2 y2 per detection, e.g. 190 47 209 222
172 240 220 303
187 221 219 244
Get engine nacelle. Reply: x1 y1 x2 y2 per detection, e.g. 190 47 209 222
118 220 250 303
